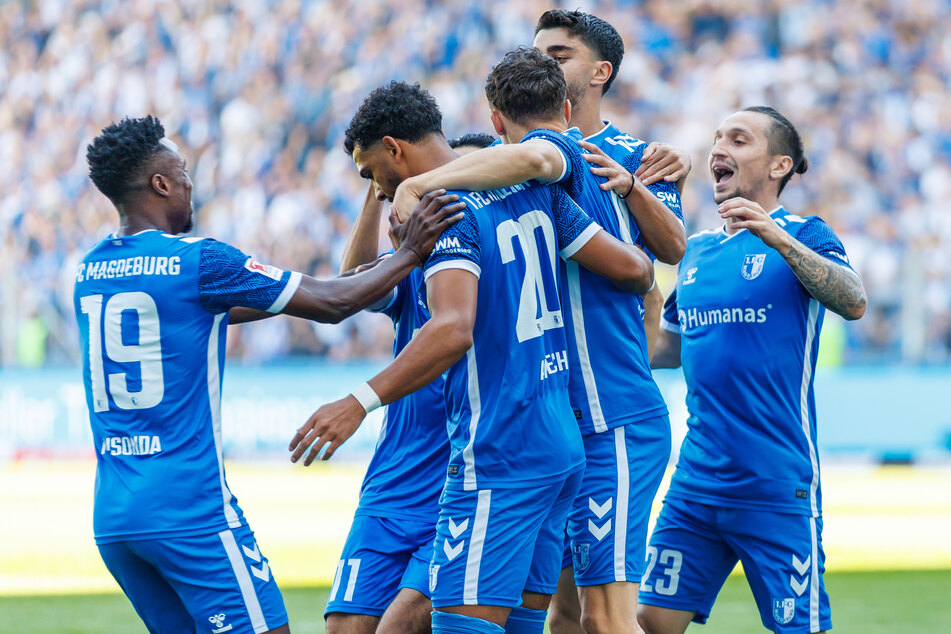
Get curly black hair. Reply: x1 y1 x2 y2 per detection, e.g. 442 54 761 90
86 115 166 204
485 47 566 126
344 82 443 156
447 132 496 150
743 106 809 194
535 9 624 95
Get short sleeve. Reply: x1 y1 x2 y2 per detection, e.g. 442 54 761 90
796 216 853 270
660 290 680 333
552 187 600 259
521 128 586 199
198 240 302 314
619 148 684 223
423 202 482 280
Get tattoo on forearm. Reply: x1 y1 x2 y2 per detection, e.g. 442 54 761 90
782 238 867 319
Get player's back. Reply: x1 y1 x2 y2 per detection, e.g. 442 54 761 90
522 127 675 433
74 231 246 543
424 182 592 492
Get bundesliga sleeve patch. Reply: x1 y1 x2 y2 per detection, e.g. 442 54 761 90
244 258 284 281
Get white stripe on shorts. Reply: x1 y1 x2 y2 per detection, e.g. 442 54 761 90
463 489 491 605
613 426 630 581
809 517 820 632
219 529 268 633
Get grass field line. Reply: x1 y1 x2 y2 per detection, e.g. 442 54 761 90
2 461 950 596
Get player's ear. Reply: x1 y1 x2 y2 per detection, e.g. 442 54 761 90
150 173 170 198
770 155 794 183
591 60 612 89
563 98 572 125
381 136 403 162
490 110 505 137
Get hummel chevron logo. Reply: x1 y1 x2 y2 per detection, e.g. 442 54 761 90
242 544 261 562
790 574 808 597
449 517 469 539
588 497 613 519
792 554 811 576
243 543 270 582
443 539 464 561
588 518 611 541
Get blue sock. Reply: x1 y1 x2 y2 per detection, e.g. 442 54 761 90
504 606 548 634
432 610 505 634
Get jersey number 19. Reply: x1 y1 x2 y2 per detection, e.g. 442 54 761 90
79 292 165 412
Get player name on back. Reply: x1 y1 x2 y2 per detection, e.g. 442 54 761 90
100 435 163 456
460 183 527 210
75 256 182 283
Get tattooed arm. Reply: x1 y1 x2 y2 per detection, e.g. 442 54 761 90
718 197 867 320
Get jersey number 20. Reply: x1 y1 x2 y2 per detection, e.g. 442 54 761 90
496 210 563 342
79 292 164 412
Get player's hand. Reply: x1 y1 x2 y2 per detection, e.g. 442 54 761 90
579 140 637 196
392 179 425 223
289 396 365 465
392 190 466 263
635 142 691 186
717 197 790 251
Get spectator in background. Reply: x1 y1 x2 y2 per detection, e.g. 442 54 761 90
2 0 949 367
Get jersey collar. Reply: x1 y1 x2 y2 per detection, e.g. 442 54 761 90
584 121 614 143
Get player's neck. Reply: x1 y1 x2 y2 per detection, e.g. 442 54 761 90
412 137 458 172
570 99 605 138
115 205 172 237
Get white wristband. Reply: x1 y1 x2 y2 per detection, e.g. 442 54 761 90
350 381 382 414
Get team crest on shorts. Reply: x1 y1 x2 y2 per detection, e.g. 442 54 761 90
772 597 795 625
741 253 766 280
572 543 590 573
429 564 439 593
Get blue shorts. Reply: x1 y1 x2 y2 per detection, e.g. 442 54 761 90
564 417 670 586
98 524 287 634
325 513 436 617
639 497 832 633
429 468 583 608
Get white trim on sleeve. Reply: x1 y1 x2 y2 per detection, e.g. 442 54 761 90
531 138 568 183
424 260 481 281
266 270 302 313
560 223 601 259
660 316 680 334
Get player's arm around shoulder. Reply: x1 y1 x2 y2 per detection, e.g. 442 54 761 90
718 198 867 320
392 140 565 221
283 190 465 323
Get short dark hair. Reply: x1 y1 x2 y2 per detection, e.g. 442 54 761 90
86 115 166 204
447 133 496 150
743 106 809 194
485 47 566 126
535 9 624 95
344 81 443 155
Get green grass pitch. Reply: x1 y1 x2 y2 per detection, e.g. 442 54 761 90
2 570 949 633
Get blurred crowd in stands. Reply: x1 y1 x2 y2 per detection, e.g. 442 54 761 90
3 0 949 367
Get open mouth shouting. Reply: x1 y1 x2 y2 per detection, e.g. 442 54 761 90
711 162 735 192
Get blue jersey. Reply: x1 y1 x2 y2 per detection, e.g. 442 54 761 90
524 127 679 434
662 208 853 516
73 230 301 543
358 269 450 521
423 183 599 491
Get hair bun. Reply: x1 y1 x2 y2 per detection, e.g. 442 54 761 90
797 156 809 175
